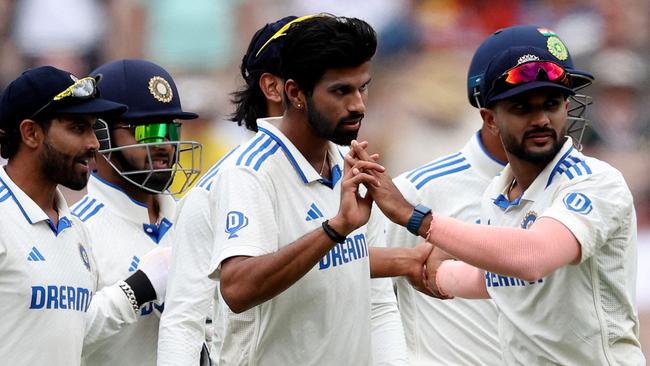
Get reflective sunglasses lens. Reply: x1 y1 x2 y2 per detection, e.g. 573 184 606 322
504 62 566 85
71 78 96 97
134 123 181 143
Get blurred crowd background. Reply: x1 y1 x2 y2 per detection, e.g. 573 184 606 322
0 0 648 355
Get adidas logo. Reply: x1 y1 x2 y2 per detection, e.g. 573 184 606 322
305 203 324 221
27 246 45 262
128 256 140 272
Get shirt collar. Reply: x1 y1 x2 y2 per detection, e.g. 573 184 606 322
0 165 72 230
256 118 345 185
87 173 176 224
463 131 507 180
491 137 575 208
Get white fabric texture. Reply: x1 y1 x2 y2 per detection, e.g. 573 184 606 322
378 132 505 366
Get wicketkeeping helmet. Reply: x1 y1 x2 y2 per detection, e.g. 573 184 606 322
91 59 202 194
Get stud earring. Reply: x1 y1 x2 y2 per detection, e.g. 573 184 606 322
296 103 302 109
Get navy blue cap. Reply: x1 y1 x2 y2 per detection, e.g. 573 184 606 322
0 66 127 131
481 46 576 107
90 59 198 121
241 16 298 80
467 25 593 108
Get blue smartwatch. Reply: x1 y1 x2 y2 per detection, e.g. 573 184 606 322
406 204 431 236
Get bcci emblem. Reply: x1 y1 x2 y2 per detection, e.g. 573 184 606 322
521 211 538 229
78 243 91 272
547 36 568 61
148 76 173 103
225 211 249 239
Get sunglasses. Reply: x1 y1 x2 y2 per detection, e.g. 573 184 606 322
489 61 569 98
30 77 98 118
254 14 320 58
113 122 182 144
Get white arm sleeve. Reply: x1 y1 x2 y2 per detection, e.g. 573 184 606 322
82 284 138 353
368 207 409 365
158 190 217 365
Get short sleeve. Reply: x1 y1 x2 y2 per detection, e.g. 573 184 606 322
540 171 633 262
209 167 278 277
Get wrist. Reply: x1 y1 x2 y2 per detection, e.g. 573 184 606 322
322 219 349 243
124 270 157 306
327 217 353 238
406 204 432 236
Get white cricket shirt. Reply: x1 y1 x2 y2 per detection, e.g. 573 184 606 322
481 137 645 365
75 174 176 366
0 166 98 365
209 118 372 366
382 132 505 366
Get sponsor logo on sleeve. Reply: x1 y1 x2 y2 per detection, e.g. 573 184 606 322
225 211 249 239
563 192 593 215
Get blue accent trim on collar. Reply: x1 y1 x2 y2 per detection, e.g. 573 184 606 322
493 193 522 209
319 164 343 189
197 145 241 188
0 176 34 225
91 173 147 208
143 217 173 244
47 216 72 236
258 126 308 183
476 131 507 166
0 176 72 235
545 146 574 188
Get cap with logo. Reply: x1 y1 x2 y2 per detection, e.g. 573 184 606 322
0 66 127 133
467 25 593 108
481 46 576 107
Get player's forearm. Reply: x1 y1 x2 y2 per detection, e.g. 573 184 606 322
428 215 581 281
369 247 420 278
435 260 489 299
220 226 342 313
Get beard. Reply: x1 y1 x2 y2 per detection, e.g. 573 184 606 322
502 127 565 165
306 97 363 146
112 148 174 192
41 139 93 191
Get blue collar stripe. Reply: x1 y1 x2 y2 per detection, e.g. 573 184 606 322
197 145 241 188
236 135 265 166
92 173 147 207
406 152 462 180
476 131 507 166
72 196 90 215
79 203 105 222
48 216 72 236
73 198 97 218
245 136 274 167
0 176 34 225
258 127 308 183
415 164 470 190
410 157 467 183
493 194 523 209
0 190 10 203
568 156 590 174
545 146 574 188
253 143 280 171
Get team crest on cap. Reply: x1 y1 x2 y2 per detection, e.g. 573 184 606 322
521 211 538 229
547 36 568 61
517 54 540 65
148 76 173 103
78 243 91 272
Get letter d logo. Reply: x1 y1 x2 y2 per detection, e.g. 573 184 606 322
226 211 249 239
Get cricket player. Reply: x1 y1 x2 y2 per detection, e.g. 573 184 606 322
354 44 645 365
160 15 411 365
377 25 594 365
0 66 167 365
158 15 300 365
205 15 424 365
74 59 202 366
